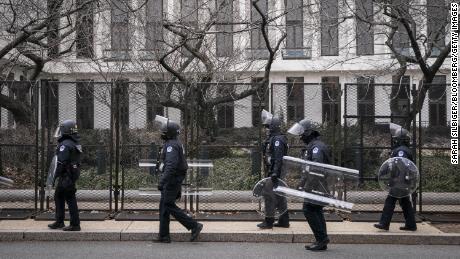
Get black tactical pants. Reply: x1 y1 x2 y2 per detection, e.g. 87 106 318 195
303 202 328 242
263 179 288 223
379 195 416 228
55 187 80 226
159 179 198 238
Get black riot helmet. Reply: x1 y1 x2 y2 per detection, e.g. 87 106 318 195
390 123 410 147
155 115 180 140
261 109 281 134
54 119 78 138
287 118 320 144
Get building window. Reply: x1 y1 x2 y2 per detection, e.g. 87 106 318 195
252 77 268 126
391 75 411 119
76 0 94 58
320 0 338 56
41 79 59 129
216 0 233 57
76 80 94 129
356 0 374 55
251 0 268 51
146 80 164 128
285 0 303 49
427 0 446 56
357 77 375 125
111 0 130 51
47 0 62 58
392 0 412 54
429 75 447 127
145 0 163 51
181 0 199 57
321 77 340 124
116 79 130 129
216 83 234 128
286 77 304 122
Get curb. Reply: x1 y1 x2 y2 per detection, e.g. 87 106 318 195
1 231 459 245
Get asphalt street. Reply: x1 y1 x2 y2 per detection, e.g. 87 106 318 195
0 242 459 259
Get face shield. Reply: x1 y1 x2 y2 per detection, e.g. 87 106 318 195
389 122 410 138
261 109 273 126
54 126 61 138
287 123 305 136
154 115 169 132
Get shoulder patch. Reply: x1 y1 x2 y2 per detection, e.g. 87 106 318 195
166 146 173 153
59 145 65 152
312 147 319 154
274 140 280 147
398 150 404 157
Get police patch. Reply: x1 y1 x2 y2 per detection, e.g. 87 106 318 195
166 146 173 153
59 146 65 152
398 150 404 157
274 141 280 147
312 147 319 154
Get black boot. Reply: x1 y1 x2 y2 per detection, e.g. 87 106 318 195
374 223 389 231
155 236 171 243
63 225 81 231
306 238 329 251
190 223 203 241
274 213 290 228
48 222 65 229
257 218 274 229
400 225 417 231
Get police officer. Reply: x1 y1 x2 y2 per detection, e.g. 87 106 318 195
288 119 330 251
374 123 417 231
155 115 203 243
257 110 289 229
48 120 82 231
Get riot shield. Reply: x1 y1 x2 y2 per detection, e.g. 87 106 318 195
378 157 419 198
252 177 289 218
138 159 213 196
46 155 58 195
274 156 359 211
0 176 14 187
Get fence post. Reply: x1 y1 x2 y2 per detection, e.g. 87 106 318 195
114 80 120 212
34 81 40 212
251 147 261 176
148 142 158 176
417 84 423 214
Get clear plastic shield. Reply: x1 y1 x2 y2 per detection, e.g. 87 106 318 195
261 109 273 125
378 157 419 198
276 156 359 211
252 177 289 218
138 159 213 196
287 122 304 136
46 155 58 195
0 176 14 187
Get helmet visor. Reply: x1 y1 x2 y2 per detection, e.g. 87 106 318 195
53 127 61 138
154 115 169 130
287 123 305 136
261 109 273 125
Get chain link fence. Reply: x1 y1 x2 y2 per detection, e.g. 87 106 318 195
0 81 39 211
0 80 458 215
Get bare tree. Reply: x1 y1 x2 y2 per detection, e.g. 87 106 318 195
0 0 99 125
349 0 453 127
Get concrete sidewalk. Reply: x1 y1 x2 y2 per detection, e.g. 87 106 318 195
0 220 459 245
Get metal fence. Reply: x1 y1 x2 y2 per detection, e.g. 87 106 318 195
0 80 458 215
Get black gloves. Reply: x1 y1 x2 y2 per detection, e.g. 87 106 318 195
271 173 279 187
157 184 163 191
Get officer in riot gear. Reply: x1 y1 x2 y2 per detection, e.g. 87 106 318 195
288 119 330 251
48 120 82 231
374 123 417 231
258 110 290 229
155 115 203 243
